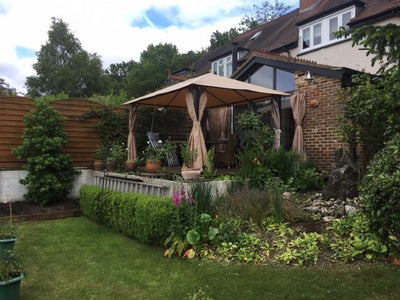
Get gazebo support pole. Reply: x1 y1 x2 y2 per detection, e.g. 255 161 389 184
190 86 200 119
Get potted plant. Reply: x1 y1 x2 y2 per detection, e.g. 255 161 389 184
0 202 16 252
108 143 126 172
181 141 201 180
93 145 106 171
125 158 137 172
0 250 24 299
143 143 164 173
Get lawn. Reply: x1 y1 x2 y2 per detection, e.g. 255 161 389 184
16 217 400 300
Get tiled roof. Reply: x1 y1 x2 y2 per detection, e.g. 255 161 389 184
191 0 400 75
296 0 359 25
350 0 400 25
192 9 300 75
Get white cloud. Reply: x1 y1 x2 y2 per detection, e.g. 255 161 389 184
0 0 297 94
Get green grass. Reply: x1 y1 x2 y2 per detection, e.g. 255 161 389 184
15 217 400 299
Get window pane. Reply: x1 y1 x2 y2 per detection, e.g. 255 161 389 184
276 69 295 93
249 65 273 88
303 28 310 49
329 17 338 40
226 60 232 77
218 59 224 76
313 23 321 45
212 61 217 74
342 12 351 29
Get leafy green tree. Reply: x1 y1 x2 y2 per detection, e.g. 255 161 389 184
360 134 400 258
208 28 239 51
336 23 400 74
26 17 105 98
0 78 17 96
103 60 137 96
239 0 292 32
337 24 400 163
127 43 200 98
13 99 78 205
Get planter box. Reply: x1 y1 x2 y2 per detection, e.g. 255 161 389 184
0 238 17 252
0 273 24 300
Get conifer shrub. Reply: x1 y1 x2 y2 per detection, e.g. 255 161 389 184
13 99 78 205
359 134 400 257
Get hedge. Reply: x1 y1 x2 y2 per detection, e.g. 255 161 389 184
79 185 175 246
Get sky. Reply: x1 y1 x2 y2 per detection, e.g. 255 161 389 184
0 0 298 95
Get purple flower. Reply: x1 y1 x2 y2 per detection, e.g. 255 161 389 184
173 190 184 207
172 188 195 207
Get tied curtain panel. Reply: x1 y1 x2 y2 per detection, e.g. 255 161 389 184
290 91 306 153
127 104 138 161
185 90 208 170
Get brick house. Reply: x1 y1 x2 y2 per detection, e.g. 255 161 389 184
182 0 400 170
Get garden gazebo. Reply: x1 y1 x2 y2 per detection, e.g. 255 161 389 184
123 72 289 170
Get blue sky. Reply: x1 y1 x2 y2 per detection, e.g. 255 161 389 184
0 0 299 94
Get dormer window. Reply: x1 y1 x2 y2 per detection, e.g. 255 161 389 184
300 6 355 52
212 55 233 77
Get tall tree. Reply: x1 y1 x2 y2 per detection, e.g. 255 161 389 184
26 17 105 98
240 0 292 32
208 28 239 51
0 78 16 96
336 24 400 163
206 1 292 51
127 43 200 98
103 60 137 96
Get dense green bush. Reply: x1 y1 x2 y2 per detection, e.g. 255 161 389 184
236 111 325 191
291 161 326 192
134 196 175 245
13 99 78 205
79 185 174 246
359 134 400 257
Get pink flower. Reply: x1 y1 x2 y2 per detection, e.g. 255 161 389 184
173 190 184 207
172 188 195 207
187 192 194 204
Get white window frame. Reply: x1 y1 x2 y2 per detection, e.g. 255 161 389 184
299 6 355 53
211 55 234 77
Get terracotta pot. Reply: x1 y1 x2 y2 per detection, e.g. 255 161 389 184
388 256 400 266
106 159 116 172
146 161 161 173
125 160 137 172
93 160 105 171
181 168 202 180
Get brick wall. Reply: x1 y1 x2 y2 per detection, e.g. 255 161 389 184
295 71 346 170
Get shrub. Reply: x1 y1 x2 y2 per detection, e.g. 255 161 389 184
291 161 326 192
264 147 299 185
359 134 400 257
216 186 275 223
327 213 388 261
189 181 214 216
13 99 78 205
79 185 173 246
134 196 175 245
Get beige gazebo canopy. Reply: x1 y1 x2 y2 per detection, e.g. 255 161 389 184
123 72 290 170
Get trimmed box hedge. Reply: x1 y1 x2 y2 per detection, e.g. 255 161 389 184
79 185 175 246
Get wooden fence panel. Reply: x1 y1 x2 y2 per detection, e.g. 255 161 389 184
0 96 120 169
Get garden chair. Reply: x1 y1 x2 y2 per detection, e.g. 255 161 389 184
214 134 237 168
147 132 179 167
